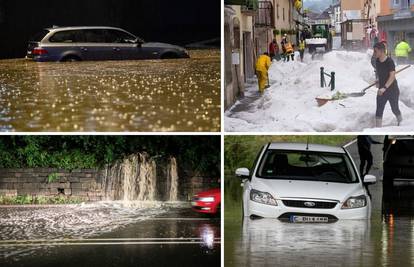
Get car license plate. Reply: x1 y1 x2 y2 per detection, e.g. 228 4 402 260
290 215 329 223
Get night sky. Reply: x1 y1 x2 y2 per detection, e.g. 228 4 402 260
0 0 220 59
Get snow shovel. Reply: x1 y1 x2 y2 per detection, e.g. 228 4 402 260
346 65 411 97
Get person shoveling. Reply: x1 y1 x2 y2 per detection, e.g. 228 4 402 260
255 52 272 94
316 42 410 127
373 42 403 127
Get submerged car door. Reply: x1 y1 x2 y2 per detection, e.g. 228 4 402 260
48 30 83 59
104 29 156 60
78 29 120 60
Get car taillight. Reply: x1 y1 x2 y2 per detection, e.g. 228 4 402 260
33 48 48 55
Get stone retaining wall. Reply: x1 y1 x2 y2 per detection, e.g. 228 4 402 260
0 168 219 202
0 168 104 201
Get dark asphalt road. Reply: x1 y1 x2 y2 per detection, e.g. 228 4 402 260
0 206 220 267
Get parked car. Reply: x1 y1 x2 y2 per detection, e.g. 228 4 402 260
191 188 221 215
26 26 190 62
383 136 414 191
235 142 376 222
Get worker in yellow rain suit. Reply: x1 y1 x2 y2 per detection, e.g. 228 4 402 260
395 39 412 65
255 52 272 93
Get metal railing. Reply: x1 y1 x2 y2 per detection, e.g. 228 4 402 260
225 0 259 11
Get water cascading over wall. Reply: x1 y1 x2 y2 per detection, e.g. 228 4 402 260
103 153 157 201
102 153 179 201
166 157 178 201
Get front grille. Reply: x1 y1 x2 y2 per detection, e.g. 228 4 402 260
282 199 337 209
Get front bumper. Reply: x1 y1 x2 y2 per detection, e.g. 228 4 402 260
191 200 218 214
247 199 370 220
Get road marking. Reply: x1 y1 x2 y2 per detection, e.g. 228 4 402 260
0 241 221 247
145 218 215 221
0 237 221 243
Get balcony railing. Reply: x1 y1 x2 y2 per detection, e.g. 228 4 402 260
255 1 274 27
224 0 259 11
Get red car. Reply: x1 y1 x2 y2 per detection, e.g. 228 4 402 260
191 188 221 215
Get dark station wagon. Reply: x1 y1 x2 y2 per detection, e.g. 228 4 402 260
27 26 190 62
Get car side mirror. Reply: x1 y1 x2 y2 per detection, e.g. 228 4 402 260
235 168 250 178
363 174 377 185
133 38 144 47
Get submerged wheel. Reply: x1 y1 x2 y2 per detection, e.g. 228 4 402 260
161 52 179 59
61 55 81 62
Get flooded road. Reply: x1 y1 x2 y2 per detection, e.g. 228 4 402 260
225 137 414 267
0 202 220 267
0 50 220 132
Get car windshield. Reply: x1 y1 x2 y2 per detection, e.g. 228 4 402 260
30 30 50 42
256 150 358 183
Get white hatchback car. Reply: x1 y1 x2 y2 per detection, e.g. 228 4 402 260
235 142 377 222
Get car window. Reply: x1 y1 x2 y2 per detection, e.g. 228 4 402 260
105 30 136 43
49 30 85 43
83 29 107 43
256 150 358 183
30 30 50 42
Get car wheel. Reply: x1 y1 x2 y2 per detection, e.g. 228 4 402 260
161 52 179 59
61 56 81 62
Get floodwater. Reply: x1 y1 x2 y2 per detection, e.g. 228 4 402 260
0 202 220 267
225 138 414 267
0 50 220 132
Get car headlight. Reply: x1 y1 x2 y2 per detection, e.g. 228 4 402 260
341 195 367 209
199 197 215 202
250 189 278 206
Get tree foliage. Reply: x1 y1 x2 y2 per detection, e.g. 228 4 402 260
0 136 220 176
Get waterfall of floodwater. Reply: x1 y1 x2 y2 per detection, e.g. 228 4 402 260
167 157 179 201
103 153 179 202
103 153 157 201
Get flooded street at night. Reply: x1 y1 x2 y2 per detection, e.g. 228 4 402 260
225 138 414 267
0 50 220 132
0 202 220 267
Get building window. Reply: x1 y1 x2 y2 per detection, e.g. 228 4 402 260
233 18 240 50
288 3 291 22
283 7 285 21
277 4 279 19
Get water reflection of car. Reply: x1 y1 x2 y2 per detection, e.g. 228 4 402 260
240 219 369 265
383 136 414 191
235 143 377 222
191 188 221 215
26 26 190 62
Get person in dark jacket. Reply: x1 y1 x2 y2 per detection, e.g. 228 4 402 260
357 135 382 177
